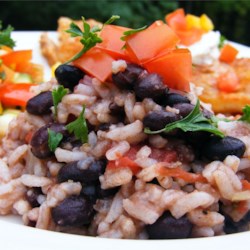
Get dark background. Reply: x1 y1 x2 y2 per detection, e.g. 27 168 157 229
0 0 249 46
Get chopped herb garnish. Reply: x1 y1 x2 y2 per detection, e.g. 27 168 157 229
0 21 15 49
48 129 63 152
65 15 120 63
239 105 250 123
144 100 225 138
218 35 226 49
66 105 88 143
52 85 68 118
121 25 147 41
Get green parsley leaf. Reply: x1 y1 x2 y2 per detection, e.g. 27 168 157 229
218 35 226 49
48 129 63 152
0 21 15 49
65 15 120 64
144 100 225 138
52 85 68 118
120 25 147 41
66 105 88 143
239 105 250 123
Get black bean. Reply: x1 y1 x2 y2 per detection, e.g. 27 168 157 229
96 186 119 199
173 103 195 118
162 92 190 107
112 63 146 89
80 184 98 202
57 159 106 184
224 211 250 234
146 212 193 239
143 110 180 131
109 102 125 117
26 91 53 115
98 123 111 131
55 64 85 91
202 136 246 161
30 123 68 159
173 103 213 119
185 131 211 147
51 196 94 226
26 188 42 208
134 73 167 101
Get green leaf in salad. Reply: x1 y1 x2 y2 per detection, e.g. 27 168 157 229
239 105 250 123
0 21 15 49
218 34 226 49
65 15 120 63
66 105 88 143
120 25 147 41
48 129 63 152
144 100 225 138
52 85 68 118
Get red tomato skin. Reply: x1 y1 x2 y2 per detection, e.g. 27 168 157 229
96 24 130 60
124 21 180 64
144 48 192 92
73 48 114 82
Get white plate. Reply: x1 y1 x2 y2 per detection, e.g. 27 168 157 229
1 32 250 250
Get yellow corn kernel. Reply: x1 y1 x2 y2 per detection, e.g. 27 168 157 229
51 62 61 78
186 14 201 29
200 14 214 32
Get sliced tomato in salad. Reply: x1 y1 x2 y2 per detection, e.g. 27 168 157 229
165 8 187 30
219 44 239 63
165 8 206 46
217 70 239 93
0 50 32 70
144 48 192 92
0 83 36 108
72 48 114 82
97 24 130 60
124 21 180 64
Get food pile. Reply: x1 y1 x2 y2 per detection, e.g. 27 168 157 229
0 22 43 137
0 12 250 240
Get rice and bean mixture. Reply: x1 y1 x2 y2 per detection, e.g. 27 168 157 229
0 60 250 239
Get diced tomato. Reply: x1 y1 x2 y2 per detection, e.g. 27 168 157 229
124 21 180 64
144 48 191 92
241 180 250 190
96 24 130 60
165 8 187 30
72 48 114 82
219 44 239 63
107 156 141 175
0 83 36 107
217 70 239 93
174 28 203 46
0 50 32 70
165 8 204 46
236 201 248 214
158 166 207 183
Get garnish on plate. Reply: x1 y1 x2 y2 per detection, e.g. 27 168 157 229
65 15 120 63
0 21 15 49
66 105 88 143
144 100 225 137
48 128 63 152
52 85 68 118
